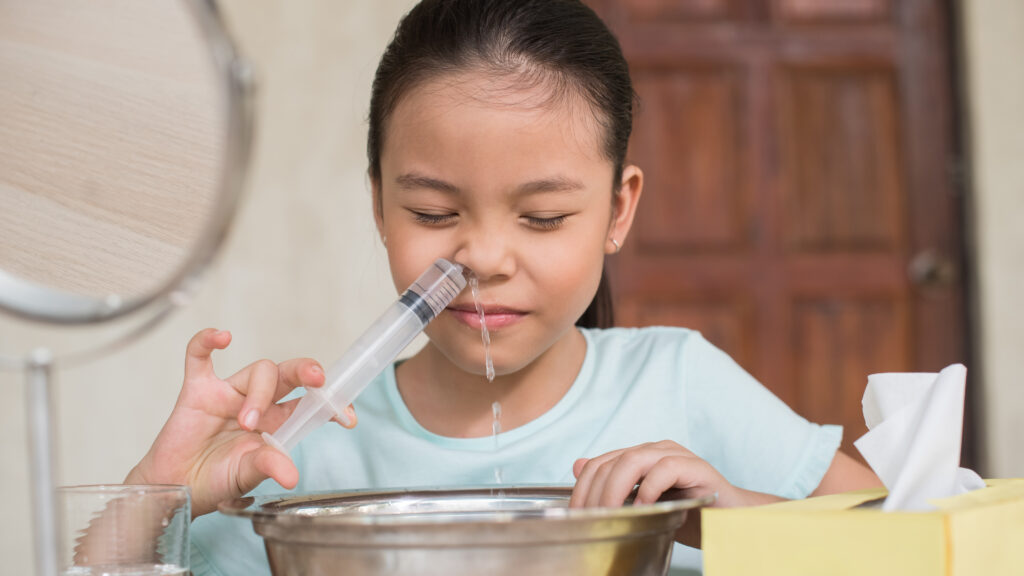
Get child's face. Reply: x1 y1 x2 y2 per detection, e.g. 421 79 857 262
375 71 640 377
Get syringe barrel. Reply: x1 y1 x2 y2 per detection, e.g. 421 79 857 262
265 258 466 454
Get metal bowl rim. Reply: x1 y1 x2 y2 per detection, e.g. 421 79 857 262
218 485 715 526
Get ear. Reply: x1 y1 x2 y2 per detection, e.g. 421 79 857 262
371 177 386 242
606 164 643 254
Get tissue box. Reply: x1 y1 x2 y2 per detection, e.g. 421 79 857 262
703 479 1024 576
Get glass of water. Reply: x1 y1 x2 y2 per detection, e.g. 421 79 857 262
58 484 190 575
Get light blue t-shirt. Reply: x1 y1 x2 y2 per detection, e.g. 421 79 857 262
191 327 841 575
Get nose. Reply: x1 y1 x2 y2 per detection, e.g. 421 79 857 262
452 225 516 282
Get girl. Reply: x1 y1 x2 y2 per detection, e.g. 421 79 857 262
127 0 881 573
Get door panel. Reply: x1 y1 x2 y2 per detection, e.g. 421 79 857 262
631 67 747 251
779 64 904 251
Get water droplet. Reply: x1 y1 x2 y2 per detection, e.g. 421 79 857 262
491 400 502 483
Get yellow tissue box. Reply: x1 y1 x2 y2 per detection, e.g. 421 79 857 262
703 479 1024 576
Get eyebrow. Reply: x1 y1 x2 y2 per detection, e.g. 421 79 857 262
395 173 460 195
394 172 585 197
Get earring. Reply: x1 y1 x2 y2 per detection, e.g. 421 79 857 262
381 236 387 247
610 238 621 253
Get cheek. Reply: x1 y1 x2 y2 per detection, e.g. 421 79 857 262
385 239 449 292
529 231 606 310
380 207 454 289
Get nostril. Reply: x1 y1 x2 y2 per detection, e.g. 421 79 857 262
452 241 514 282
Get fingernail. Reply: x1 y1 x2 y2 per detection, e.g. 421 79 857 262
244 409 259 430
310 364 322 376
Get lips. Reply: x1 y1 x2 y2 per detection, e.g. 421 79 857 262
446 303 526 330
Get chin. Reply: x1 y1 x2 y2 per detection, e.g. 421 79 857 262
432 340 534 379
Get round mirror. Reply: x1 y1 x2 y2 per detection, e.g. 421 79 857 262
0 0 250 326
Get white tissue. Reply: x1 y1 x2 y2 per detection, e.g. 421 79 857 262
853 363 985 511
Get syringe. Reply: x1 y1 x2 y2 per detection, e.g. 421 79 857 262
263 258 466 455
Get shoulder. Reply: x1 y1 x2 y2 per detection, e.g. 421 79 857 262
577 326 715 396
580 326 758 399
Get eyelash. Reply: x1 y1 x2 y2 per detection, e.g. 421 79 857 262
523 215 567 230
409 211 568 231
411 211 457 226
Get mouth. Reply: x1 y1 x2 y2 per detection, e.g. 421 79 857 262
446 303 527 330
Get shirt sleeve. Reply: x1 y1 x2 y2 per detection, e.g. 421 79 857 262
681 332 842 499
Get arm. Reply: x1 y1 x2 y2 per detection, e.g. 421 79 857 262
811 449 883 496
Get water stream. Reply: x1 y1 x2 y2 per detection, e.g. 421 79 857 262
468 274 502 484
468 275 495 382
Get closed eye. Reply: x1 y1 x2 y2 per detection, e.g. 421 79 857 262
522 214 568 231
410 210 458 226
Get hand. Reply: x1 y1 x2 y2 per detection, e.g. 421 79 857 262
569 440 737 510
570 440 746 548
124 328 356 517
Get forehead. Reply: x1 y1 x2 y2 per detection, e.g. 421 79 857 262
382 70 608 173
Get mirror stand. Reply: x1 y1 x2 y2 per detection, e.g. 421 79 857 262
26 349 57 576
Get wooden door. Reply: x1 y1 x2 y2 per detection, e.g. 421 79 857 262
589 0 968 462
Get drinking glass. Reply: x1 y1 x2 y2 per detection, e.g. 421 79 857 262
57 485 190 575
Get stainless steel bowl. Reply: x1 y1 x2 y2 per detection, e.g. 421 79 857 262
220 486 713 576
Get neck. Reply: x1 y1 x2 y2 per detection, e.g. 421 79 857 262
395 327 587 438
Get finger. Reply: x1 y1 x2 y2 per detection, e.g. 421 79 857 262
258 400 357 435
569 449 628 508
228 358 325 404
274 358 326 397
654 439 693 457
236 360 280 431
331 405 357 429
569 458 598 508
237 444 300 492
184 329 231 382
635 456 689 505
258 397 302 433
585 459 619 508
599 450 660 507
573 458 589 478
229 358 327 431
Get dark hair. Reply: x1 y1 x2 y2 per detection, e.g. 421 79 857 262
368 0 635 329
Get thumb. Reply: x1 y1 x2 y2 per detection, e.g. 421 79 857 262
572 458 590 478
237 445 299 493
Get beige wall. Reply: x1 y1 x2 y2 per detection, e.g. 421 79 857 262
962 0 1024 478
0 1 1021 573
